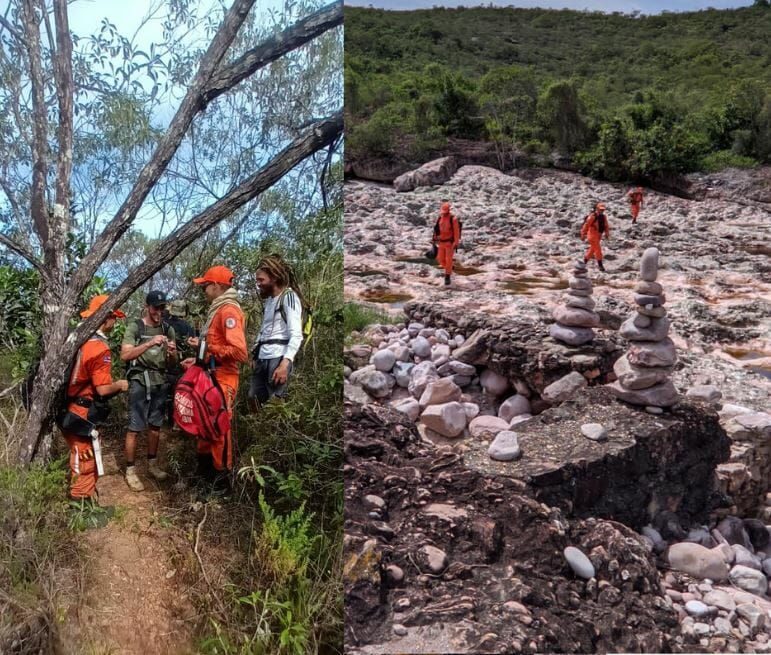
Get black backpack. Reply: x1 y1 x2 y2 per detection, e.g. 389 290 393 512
581 212 606 234
22 335 113 436
433 214 463 242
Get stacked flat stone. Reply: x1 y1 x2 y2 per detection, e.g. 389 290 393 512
608 247 680 409
548 259 600 346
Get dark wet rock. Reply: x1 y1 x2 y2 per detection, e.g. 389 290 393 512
344 402 678 653
404 302 624 395
716 516 751 548
461 386 731 530
743 519 770 552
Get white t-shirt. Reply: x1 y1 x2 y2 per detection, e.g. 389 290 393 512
254 289 303 362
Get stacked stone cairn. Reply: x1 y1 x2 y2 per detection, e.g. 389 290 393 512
548 258 600 346
608 247 680 410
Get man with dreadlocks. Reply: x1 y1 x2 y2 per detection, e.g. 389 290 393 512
182 265 248 489
249 255 305 405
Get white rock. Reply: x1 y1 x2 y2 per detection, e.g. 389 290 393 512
420 402 467 438
463 403 480 420
393 362 414 388
418 544 448 574
581 423 608 442
542 371 588 403
408 361 439 399
488 431 521 461
480 369 509 396
640 247 659 282
468 415 510 438
410 336 432 358
391 397 420 422
372 349 397 372
564 546 595 579
419 377 462 409
667 543 729 581
498 394 532 422
684 600 713 618
729 565 768 596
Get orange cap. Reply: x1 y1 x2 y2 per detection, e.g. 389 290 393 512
440 202 451 214
193 265 234 287
596 203 606 211
80 294 126 319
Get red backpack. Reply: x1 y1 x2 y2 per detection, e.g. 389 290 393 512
173 362 230 442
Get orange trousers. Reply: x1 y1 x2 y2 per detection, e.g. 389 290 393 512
630 203 640 220
437 243 455 275
196 375 237 471
64 433 97 499
585 237 603 262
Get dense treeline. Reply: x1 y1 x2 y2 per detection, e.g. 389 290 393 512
345 4 771 180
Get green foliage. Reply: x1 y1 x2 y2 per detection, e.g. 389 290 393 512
700 150 760 172
0 458 70 599
346 5 771 176
342 302 397 336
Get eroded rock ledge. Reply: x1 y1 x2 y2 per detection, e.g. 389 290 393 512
344 402 678 654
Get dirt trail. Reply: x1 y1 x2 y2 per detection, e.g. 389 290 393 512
59 433 198 655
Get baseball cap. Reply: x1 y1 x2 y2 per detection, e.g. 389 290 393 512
193 265 234 287
146 290 168 307
440 202 451 214
80 295 127 319
168 299 188 317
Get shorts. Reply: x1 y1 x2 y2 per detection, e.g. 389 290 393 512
248 357 292 404
128 379 169 432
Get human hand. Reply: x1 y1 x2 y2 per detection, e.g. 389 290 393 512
187 336 200 348
116 380 129 393
166 340 177 354
149 334 167 347
180 357 195 370
272 360 290 385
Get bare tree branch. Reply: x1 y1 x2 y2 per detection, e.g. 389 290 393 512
67 0 259 304
75 110 342 336
0 14 25 45
0 233 45 273
20 0 50 247
203 1 343 104
52 0 74 222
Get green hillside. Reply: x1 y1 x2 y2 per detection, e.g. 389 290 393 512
345 3 771 180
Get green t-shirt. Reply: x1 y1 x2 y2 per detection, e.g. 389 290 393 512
122 319 177 386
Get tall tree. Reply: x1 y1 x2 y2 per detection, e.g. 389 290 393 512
0 0 343 464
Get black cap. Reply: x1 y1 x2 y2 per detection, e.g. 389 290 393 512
145 290 168 307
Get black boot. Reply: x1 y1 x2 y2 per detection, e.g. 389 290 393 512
598 260 606 272
444 274 451 286
196 454 216 483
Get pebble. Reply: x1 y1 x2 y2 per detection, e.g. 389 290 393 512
393 624 408 636
419 545 448 574
645 405 664 414
385 564 404 585
580 423 608 442
640 247 659 281
488 431 522 461
564 546 595 580
685 600 713 618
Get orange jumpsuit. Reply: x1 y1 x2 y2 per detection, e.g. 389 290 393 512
581 212 610 263
63 335 114 499
433 213 461 276
627 190 643 221
198 303 248 471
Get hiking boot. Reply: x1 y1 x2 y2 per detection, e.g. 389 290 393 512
598 260 606 272
444 274 451 286
125 466 145 492
148 459 169 481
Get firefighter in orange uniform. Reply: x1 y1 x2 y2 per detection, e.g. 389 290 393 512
627 186 644 223
432 202 461 286
182 266 247 492
580 202 610 272
61 295 128 500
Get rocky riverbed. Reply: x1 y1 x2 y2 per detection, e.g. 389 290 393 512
345 164 771 381
344 163 771 653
